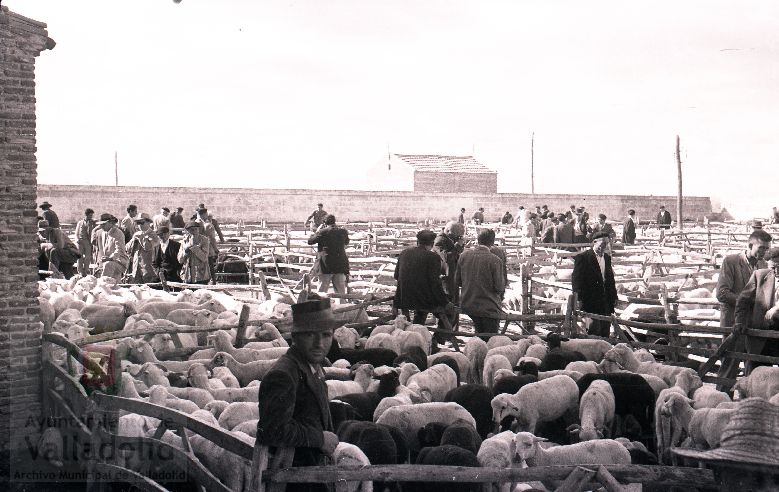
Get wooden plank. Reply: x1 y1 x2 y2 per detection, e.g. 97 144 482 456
234 303 252 348
555 466 597 492
42 333 107 376
91 463 169 492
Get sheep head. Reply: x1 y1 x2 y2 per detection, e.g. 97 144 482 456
603 343 638 371
675 369 703 395
660 392 694 417
210 351 233 369
567 423 603 441
512 432 545 465
491 394 521 430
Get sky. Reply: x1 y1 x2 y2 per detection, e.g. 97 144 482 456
9 0 779 219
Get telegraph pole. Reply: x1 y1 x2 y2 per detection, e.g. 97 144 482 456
676 135 683 230
114 151 118 186
531 132 535 194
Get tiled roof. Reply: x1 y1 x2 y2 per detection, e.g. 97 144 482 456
393 154 495 174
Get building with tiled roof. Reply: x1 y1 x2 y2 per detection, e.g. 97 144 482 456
367 154 498 193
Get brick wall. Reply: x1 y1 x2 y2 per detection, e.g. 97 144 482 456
414 171 498 193
37 184 712 226
0 6 53 459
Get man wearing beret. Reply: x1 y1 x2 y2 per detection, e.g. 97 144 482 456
733 247 779 374
257 297 339 492
572 231 617 337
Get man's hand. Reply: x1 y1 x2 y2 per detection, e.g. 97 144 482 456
320 431 339 455
733 323 746 335
765 305 779 322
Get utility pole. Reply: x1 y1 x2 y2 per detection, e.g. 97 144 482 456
114 151 118 186
531 132 535 194
675 135 683 230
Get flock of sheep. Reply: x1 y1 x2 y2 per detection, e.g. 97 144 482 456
37 274 779 492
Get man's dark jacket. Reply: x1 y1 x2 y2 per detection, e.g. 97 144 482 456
572 249 617 316
152 239 183 283
434 233 463 301
622 217 636 244
393 246 448 311
257 345 333 468
308 226 350 275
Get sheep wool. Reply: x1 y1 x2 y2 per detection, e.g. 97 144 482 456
375 402 476 452
491 375 579 434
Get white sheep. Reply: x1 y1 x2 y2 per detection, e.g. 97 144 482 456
463 337 489 384
334 326 360 349
394 329 428 356
661 392 736 449
217 402 260 430
477 430 520 492
486 344 527 367
375 402 476 451
537 369 584 382
733 366 779 400
565 360 601 375
569 380 615 441
491 375 579 433
405 323 433 354
560 339 614 362
483 354 513 391
406 363 458 402
512 432 630 467
364 332 400 354
524 344 547 360
428 352 471 384
486 336 514 350
654 368 703 462
605 343 693 386
398 362 420 386
333 442 373 492
326 364 374 400
692 385 732 409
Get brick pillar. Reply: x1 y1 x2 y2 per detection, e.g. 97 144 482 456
0 5 54 473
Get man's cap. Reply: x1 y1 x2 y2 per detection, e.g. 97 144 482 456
591 231 611 241
162 207 170 213
37 220 50 231
176 207 184 212
752 220 763 229
764 247 779 261
95 213 116 225
628 209 635 215
85 208 94 215
134 213 152 223
659 205 666 209
184 221 201 230
576 207 585 213
317 203 323 207
672 398 779 467
598 213 607 220
157 226 170 234
197 207 208 215
292 298 342 333
39 201 52 209
478 207 484 211
416 229 437 244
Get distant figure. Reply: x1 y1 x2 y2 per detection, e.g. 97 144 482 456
126 213 159 284
308 214 350 294
656 205 672 229
305 203 329 232
772 206 779 224
38 220 79 279
169 207 186 229
179 221 211 285
622 209 637 245
472 207 485 225
566 204 577 223
394 230 455 325
501 211 513 225
590 214 616 242
39 201 59 229
435 221 466 306
94 214 129 280
541 211 556 232
555 213 575 247
573 212 592 243
515 206 528 227
75 208 96 276
120 204 139 243
572 231 617 337
153 226 183 286
196 207 220 284
458 207 466 224
456 229 505 334
752 220 764 231
541 215 559 243
152 207 171 232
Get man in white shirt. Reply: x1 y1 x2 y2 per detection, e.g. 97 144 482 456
152 207 171 232
572 231 617 337
152 226 182 288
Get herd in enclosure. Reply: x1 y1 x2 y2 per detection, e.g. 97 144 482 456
32 199 779 492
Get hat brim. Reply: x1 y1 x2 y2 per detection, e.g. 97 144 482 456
672 446 779 469
292 318 345 334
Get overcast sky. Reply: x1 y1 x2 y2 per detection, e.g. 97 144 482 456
10 0 779 219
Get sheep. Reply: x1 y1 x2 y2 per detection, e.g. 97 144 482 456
328 339 398 368
485 345 527 367
483 354 513 391
217 402 260 430
138 299 226 319
539 347 586 372
444 384 494 439
512 432 630 467
334 326 360 349
204 400 230 419
770 393 779 406
212 366 240 389
327 364 374 400
517 356 542 368
364 332 400 354
398 362 420 386
163 386 215 408
560 339 614 362
190 426 252 492
394 345 428 372
491 375 579 434
80 301 136 334
565 360 601 375
187 364 260 402
406 363 458 403
537 369 583 382
427 355 461 386
186 364 226 392
692 385 732 409
733 366 779 400
477 430 517 468
463 337 489 384
660 392 736 449
190 330 282 363
429 351 471 384
440 421 483 456
524 344 547 360
333 442 373 492
405 323 433 354
243 338 288 350
639 374 669 399
146 385 199 414
604 343 692 386
654 369 703 462
486 336 514 350
492 374 538 398
568 380 615 441
375 402 477 453
210 352 276 386
395 329 429 356
127 362 170 388
335 370 401 421
337 420 400 465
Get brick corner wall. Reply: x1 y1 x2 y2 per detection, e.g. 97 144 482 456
0 5 53 461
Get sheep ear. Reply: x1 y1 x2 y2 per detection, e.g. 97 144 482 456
153 363 168 372
686 397 695 404
533 437 548 443
597 430 604 438
566 424 581 433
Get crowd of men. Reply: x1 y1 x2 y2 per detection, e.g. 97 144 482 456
37 201 225 287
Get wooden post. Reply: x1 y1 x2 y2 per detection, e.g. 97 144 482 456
248 232 254 286
284 224 290 252
659 285 679 362
234 303 251 348
676 135 683 230
530 131 535 195
519 264 533 332
564 292 576 338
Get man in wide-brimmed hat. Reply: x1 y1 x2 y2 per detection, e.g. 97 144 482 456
127 213 160 284
39 201 59 229
257 297 341 492
37 219 80 280
673 398 779 490
178 220 211 284
93 213 129 280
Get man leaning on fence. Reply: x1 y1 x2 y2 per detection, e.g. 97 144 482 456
257 297 340 492
716 230 771 385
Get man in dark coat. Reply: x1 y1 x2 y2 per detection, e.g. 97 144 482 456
308 214 350 294
434 221 465 304
394 230 455 325
656 205 672 229
622 209 637 245
572 231 618 337
555 213 575 250
169 207 186 229
40 201 60 229
257 297 340 492
152 226 183 288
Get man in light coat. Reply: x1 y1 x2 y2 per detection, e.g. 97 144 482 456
94 213 130 280
75 208 96 276
456 229 505 334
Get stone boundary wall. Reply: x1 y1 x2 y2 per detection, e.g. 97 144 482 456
37 184 712 225
1 6 54 456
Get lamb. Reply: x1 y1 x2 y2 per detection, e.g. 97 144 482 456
491 375 579 434
127 362 170 388
146 385 200 414
428 352 471 384
333 442 373 492
568 380 615 441
190 330 283 363
565 360 601 375
444 384 494 439
477 430 517 468
733 366 779 400
512 432 630 467
560 338 614 362
524 344 547 361
485 345 527 367
80 302 136 334
212 366 240 389
137 299 226 319
660 392 736 449
604 343 692 386
375 402 477 453
395 330 429 356
210 352 276 386
463 337 488 384
334 326 360 349
187 364 260 402
398 362 421 386
517 356 543 368
186 364 226 392
406 363 458 403
483 354 513 391
539 348 586 372
217 402 260 430
405 323 433 354
190 426 252 491
163 386 215 408
486 336 514 350
337 420 399 465
654 369 703 462
204 400 230 419
335 370 401 421
327 364 374 400
364 332 400 354
692 385 732 409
